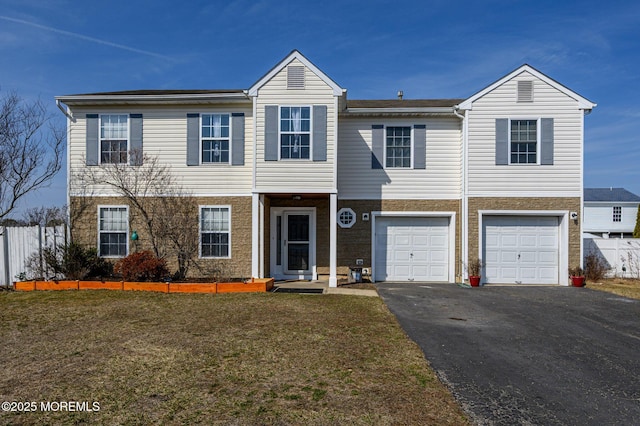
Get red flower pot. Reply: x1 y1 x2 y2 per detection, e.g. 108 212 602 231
469 276 481 287
571 276 586 287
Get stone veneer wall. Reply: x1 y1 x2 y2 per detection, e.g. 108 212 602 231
70 196 253 279
467 197 582 270
336 199 462 278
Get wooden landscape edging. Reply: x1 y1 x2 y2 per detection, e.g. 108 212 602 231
13 278 274 294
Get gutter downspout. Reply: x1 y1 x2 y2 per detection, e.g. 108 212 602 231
56 99 74 121
453 105 468 282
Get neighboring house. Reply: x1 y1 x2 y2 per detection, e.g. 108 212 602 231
583 188 640 238
56 50 596 286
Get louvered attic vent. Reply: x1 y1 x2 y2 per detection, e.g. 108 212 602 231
517 80 533 102
287 65 305 89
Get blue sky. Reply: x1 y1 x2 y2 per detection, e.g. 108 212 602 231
1 0 639 216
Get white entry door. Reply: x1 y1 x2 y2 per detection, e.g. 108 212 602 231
270 208 316 280
375 216 449 282
284 212 311 274
483 216 559 284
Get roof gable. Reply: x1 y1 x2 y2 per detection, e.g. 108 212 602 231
248 50 344 97
457 64 596 111
584 188 640 202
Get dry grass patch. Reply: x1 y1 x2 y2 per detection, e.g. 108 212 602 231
0 291 467 425
587 278 640 300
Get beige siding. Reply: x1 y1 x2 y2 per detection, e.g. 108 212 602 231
337 117 462 199
68 105 254 196
467 71 583 196
254 58 337 191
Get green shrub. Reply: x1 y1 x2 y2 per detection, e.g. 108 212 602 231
37 242 113 280
114 251 169 282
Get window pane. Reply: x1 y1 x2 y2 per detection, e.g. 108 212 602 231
385 126 411 168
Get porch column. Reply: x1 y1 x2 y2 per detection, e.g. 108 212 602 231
259 194 265 278
329 193 337 287
251 193 260 278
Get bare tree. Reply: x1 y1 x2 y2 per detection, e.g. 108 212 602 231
76 150 200 279
22 205 66 226
0 92 65 220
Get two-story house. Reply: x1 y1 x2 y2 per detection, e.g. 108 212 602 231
583 188 640 238
56 50 596 286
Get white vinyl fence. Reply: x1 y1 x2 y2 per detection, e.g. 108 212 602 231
0 225 67 287
584 237 640 278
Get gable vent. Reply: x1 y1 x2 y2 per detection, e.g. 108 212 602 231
517 80 533 102
287 65 305 89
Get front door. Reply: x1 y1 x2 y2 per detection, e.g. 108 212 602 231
284 213 310 274
270 208 316 280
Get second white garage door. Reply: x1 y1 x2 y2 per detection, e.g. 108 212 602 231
375 216 449 282
483 216 559 284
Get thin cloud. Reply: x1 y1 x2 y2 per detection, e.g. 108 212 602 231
0 15 173 61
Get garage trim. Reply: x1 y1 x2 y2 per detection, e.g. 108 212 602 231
371 211 456 283
478 210 570 286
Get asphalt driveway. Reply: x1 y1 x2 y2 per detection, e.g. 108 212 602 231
376 283 640 425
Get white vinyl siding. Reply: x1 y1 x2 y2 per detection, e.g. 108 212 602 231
255 59 336 191
583 203 640 234
338 117 461 199
466 71 583 196
68 107 253 197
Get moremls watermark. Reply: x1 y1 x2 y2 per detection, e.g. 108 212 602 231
1 401 100 412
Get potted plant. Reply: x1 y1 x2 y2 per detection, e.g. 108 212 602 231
569 267 586 287
467 258 485 287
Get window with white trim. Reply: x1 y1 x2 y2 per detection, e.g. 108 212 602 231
280 106 310 159
201 113 230 163
98 206 128 257
200 206 230 258
337 208 356 228
100 114 128 164
510 119 537 164
613 206 622 222
386 126 411 168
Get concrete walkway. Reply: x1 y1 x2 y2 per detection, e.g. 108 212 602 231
273 280 379 297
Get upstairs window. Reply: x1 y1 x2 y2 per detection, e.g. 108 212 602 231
280 106 310 159
98 206 128 257
385 126 412 168
100 114 128 164
201 114 230 163
613 206 622 222
510 120 537 164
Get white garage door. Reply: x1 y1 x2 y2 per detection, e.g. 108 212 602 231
483 216 559 284
375 216 449 282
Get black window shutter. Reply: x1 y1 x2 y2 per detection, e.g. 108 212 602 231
231 113 245 166
86 114 99 166
312 105 327 161
264 105 278 161
186 113 200 166
495 118 509 165
413 124 426 169
540 118 554 165
129 114 143 166
371 125 384 169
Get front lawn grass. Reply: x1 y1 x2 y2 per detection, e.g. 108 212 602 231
587 278 640 300
0 291 467 425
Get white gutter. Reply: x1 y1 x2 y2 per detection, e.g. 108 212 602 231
453 105 468 281
56 99 74 121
